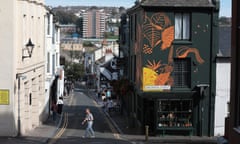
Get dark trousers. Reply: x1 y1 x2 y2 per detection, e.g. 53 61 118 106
57 104 63 114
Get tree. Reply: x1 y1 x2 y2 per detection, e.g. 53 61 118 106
119 7 125 13
83 41 94 47
65 62 84 81
54 10 78 24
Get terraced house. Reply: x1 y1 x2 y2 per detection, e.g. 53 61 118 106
121 0 219 136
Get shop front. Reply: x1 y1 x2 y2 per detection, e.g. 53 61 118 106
156 98 194 136
139 89 212 136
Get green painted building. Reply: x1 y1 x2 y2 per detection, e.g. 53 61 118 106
120 0 219 136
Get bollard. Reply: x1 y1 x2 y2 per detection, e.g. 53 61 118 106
145 125 149 141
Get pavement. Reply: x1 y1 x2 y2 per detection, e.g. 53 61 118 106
0 111 63 144
0 86 220 144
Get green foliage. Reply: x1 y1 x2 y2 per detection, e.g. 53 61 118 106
65 62 84 80
83 41 94 47
104 32 119 39
54 10 78 24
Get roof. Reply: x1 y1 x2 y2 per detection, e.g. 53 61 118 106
217 25 231 57
138 0 215 7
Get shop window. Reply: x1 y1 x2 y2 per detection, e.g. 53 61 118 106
157 99 193 129
174 13 190 40
173 58 191 88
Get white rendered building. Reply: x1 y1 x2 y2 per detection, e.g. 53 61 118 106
214 26 231 136
44 10 63 120
0 0 47 136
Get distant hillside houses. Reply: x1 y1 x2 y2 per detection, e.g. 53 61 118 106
54 6 123 39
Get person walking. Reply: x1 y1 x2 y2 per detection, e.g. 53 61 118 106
82 108 95 138
106 89 111 99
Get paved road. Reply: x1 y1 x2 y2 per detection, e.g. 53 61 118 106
0 83 218 144
49 85 132 144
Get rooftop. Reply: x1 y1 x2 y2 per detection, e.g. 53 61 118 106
218 25 231 57
139 0 215 7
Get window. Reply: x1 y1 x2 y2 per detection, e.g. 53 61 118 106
47 14 50 35
157 99 193 128
130 15 133 40
47 52 50 73
173 58 191 88
52 28 55 44
174 13 190 40
131 55 136 81
56 53 59 67
52 54 55 75
135 14 137 41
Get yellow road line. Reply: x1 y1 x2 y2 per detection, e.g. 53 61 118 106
56 113 68 138
48 112 68 144
93 98 121 139
48 88 74 144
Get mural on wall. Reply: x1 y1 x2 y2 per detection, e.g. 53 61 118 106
176 46 204 64
142 13 204 91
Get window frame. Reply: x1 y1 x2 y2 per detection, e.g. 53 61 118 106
174 12 191 41
173 58 191 88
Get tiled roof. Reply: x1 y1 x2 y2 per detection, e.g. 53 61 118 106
140 0 215 7
218 25 231 57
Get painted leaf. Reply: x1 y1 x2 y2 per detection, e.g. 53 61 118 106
154 72 171 85
161 26 174 50
146 60 161 71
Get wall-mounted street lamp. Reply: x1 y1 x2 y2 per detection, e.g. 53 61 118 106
22 38 34 60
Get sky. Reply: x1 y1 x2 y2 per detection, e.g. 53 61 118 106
45 0 231 17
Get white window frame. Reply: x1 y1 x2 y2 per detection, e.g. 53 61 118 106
174 13 190 40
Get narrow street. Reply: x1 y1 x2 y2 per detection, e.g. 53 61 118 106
0 83 218 144
48 83 131 144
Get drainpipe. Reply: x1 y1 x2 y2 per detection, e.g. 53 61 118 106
17 74 21 136
196 84 209 136
16 73 26 136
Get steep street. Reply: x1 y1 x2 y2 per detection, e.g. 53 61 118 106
48 83 131 144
